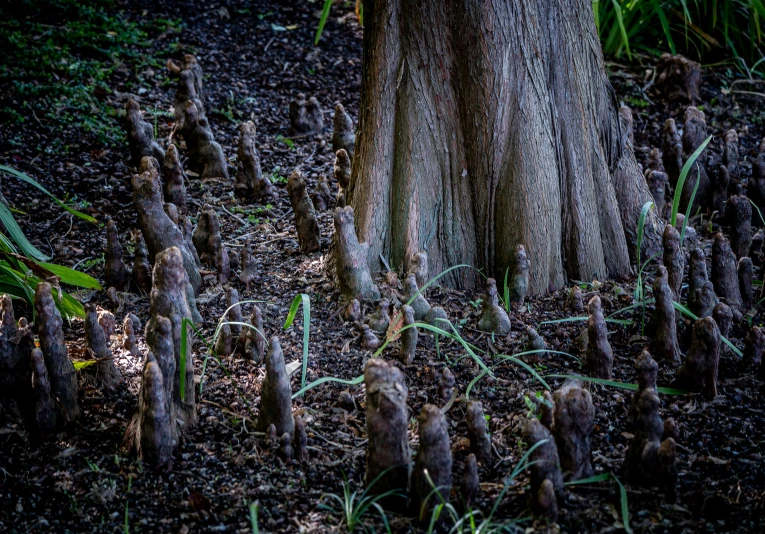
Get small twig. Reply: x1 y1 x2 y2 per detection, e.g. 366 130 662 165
216 205 249 226
264 36 276 52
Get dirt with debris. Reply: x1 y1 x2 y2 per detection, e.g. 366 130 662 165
0 1 764 533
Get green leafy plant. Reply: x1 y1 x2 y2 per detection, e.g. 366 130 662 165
319 470 398 533
0 165 100 318
594 0 765 65
284 293 311 395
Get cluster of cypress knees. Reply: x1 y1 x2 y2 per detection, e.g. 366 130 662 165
3 53 765 523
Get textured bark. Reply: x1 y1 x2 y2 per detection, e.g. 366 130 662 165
712 302 733 359
680 106 711 212
237 305 267 364
585 295 613 379
619 105 634 146
748 138 765 211
462 453 479 510
439 367 455 401
524 326 547 353
365 298 390 334
98 309 116 345
125 355 174 470
0 295 33 409
407 250 429 292
477 278 511 335
750 228 764 266
349 0 658 295
310 176 333 211
724 129 740 181
424 306 447 327
31 348 56 436
402 274 430 321
162 145 187 213
192 205 227 274
85 304 122 390
333 206 380 302
332 104 355 160
344 299 362 322
663 119 683 187
278 432 293 464
35 282 80 423
235 122 275 201
569 286 584 312
256 337 294 436
122 313 141 358
226 287 243 337
646 170 669 219
167 54 205 107
623 388 677 492
410 404 452 523
655 54 702 103
132 164 201 293
360 325 381 350
663 225 684 302
712 232 744 314
146 247 196 428
466 399 491 463
179 100 228 180
650 266 682 367
676 317 721 400
364 358 411 503
688 247 709 312
692 282 717 319
287 170 321 253
292 414 308 461
509 244 529 305
726 195 752 260
289 94 323 136
214 323 232 357
238 240 258 289
334 149 351 190
144 315 176 437
627 350 658 428
552 382 594 481
523 417 564 520
398 304 417 365
104 219 129 291
132 230 153 294
739 257 754 312
125 99 164 168
712 167 730 219
744 326 765 369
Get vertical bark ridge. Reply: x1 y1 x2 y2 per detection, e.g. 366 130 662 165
350 0 655 294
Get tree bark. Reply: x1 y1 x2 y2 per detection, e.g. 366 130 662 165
349 0 659 294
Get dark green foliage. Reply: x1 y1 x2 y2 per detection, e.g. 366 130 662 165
595 0 765 65
0 0 183 146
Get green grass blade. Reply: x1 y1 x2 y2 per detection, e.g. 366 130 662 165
612 473 632 534
0 202 50 261
38 262 102 289
546 373 690 395
249 502 259 534
314 0 333 45
564 473 611 486
283 293 311 394
672 301 743 357
680 167 701 245
0 164 97 223
610 0 631 59
636 200 653 268
671 136 712 226
292 374 364 399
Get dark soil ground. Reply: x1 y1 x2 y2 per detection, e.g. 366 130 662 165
1 1 764 533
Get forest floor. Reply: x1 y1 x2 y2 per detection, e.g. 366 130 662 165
1 1 764 533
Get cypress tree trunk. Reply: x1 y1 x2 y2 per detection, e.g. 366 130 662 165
348 0 659 294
